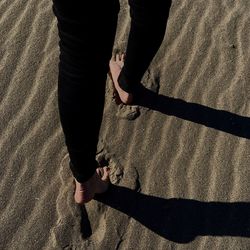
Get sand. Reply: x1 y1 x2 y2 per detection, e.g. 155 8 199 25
1 0 250 249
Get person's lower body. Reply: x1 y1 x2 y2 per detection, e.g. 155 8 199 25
52 0 171 203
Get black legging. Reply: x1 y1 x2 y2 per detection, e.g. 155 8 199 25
52 0 171 183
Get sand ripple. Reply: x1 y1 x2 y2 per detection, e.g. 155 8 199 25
0 0 250 249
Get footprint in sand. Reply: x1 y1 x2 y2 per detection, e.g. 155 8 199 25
116 105 140 120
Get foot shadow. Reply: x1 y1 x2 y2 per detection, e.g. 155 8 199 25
79 205 92 239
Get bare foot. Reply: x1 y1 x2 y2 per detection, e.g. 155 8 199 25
109 54 133 105
74 166 110 204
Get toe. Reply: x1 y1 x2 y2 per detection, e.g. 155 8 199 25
96 167 110 180
121 53 125 61
96 167 103 177
116 53 120 62
101 166 110 181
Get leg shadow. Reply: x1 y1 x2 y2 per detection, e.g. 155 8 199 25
94 184 250 243
133 85 250 139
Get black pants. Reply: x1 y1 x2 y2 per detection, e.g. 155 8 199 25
52 0 171 183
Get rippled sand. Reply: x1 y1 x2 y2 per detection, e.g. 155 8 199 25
0 0 250 249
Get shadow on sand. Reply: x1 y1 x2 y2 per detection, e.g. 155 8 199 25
133 84 250 139
92 185 250 243
80 86 250 243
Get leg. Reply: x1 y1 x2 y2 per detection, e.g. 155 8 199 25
110 0 172 103
52 0 119 202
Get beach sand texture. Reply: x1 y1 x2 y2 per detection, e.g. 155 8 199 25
1 0 250 249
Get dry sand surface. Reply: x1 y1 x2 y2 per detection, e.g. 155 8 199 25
1 0 250 249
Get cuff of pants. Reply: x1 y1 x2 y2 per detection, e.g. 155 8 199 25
68 152 97 183
118 68 139 94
